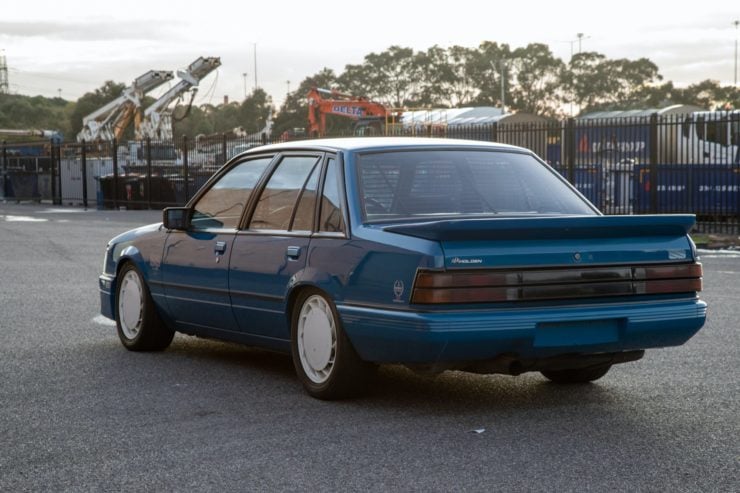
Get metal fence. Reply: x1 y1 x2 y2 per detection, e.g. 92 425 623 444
2 113 738 235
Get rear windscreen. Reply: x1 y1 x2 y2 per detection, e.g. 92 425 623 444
357 150 597 220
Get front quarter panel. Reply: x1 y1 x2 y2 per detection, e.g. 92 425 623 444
100 222 169 320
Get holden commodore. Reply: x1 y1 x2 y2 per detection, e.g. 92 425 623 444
99 138 707 399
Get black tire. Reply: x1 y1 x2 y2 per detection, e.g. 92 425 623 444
115 263 174 351
290 288 373 400
541 364 611 384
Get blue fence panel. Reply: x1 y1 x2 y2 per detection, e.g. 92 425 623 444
693 166 740 215
551 164 602 207
634 164 740 216
575 124 651 162
573 166 603 207
634 165 688 214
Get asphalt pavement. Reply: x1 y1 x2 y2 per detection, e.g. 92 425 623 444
0 203 738 492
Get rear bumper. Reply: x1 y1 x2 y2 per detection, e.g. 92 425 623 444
337 298 707 364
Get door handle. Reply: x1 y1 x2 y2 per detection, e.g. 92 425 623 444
214 241 227 255
286 245 301 259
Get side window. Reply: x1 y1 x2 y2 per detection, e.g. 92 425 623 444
191 157 272 229
319 158 345 233
290 163 321 232
251 156 320 230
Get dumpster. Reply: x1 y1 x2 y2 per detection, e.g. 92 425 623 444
5 170 40 200
37 173 52 200
98 174 177 209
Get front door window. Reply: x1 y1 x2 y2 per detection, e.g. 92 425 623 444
192 157 273 229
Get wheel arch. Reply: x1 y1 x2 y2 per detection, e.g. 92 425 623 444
285 283 331 329
112 247 164 322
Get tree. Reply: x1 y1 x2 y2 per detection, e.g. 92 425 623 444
237 87 273 134
566 52 663 113
273 68 339 137
338 46 423 107
168 88 273 139
629 81 679 109
508 43 565 117
0 93 71 139
171 105 213 138
417 45 479 107
68 81 127 139
675 80 740 110
468 41 513 109
337 63 377 101
565 52 612 111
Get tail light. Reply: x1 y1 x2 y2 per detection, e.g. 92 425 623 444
411 263 702 304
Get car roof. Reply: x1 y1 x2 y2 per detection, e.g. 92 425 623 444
244 137 526 154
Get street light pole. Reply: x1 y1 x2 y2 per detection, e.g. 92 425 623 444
576 33 590 54
500 60 506 113
242 72 247 98
734 20 739 86
569 33 588 117
253 43 258 89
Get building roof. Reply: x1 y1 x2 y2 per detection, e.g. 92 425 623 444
400 107 513 126
578 104 704 120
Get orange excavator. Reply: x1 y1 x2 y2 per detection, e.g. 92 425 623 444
307 87 394 137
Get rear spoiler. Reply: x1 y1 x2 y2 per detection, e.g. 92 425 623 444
383 215 696 242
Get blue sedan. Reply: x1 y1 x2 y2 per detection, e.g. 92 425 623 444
99 138 707 399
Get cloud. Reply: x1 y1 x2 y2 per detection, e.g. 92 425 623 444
0 20 180 41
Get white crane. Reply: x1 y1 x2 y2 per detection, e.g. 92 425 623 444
136 57 221 140
76 70 174 142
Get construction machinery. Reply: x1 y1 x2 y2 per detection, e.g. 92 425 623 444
136 56 221 140
1 128 62 142
76 70 174 142
307 87 393 136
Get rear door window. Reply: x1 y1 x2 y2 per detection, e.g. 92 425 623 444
250 155 321 231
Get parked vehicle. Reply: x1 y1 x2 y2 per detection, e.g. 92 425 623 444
98 137 707 399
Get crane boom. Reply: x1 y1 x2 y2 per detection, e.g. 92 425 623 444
136 57 221 140
77 69 174 142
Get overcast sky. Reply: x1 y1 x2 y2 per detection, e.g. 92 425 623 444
1 0 738 107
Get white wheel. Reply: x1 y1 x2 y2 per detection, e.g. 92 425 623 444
115 263 174 351
296 295 337 384
118 270 144 340
290 289 373 399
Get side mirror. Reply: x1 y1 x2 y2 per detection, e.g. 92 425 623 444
163 207 191 231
